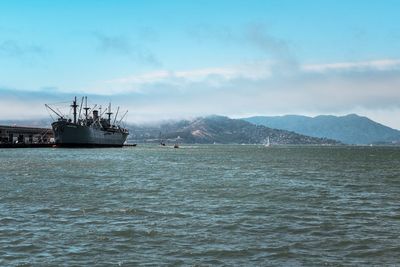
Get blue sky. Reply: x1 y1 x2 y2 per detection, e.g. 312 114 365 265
1 0 400 127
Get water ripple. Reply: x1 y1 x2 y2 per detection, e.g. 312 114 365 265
0 145 399 265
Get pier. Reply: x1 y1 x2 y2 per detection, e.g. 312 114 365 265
0 143 54 148
0 125 54 148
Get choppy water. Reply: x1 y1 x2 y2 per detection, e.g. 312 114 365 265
1 145 400 266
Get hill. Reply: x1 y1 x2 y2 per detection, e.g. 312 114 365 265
128 115 339 145
243 114 400 145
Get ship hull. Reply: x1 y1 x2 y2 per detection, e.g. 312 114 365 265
52 121 128 147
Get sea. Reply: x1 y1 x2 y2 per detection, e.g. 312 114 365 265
1 145 399 266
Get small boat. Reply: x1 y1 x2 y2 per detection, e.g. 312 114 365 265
159 132 166 146
174 135 181 148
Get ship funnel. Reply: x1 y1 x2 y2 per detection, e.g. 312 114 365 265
93 110 99 120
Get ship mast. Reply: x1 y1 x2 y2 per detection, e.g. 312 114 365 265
113 106 120 126
71 96 78 124
78 97 84 121
106 102 113 124
83 96 90 120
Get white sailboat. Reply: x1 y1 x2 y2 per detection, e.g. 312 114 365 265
264 136 271 147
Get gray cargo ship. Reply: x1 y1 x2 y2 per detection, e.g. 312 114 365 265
46 97 129 147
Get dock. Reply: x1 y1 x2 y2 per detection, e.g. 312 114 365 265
0 143 54 148
0 125 53 142
0 125 54 148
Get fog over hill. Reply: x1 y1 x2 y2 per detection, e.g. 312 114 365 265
127 116 339 145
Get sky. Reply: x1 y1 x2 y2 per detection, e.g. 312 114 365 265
1 0 400 128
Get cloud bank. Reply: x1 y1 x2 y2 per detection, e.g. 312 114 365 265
1 57 400 128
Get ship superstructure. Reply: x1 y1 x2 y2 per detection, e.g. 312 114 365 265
46 96 129 147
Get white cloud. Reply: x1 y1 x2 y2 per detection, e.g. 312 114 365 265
90 58 400 95
94 61 273 94
302 59 400 72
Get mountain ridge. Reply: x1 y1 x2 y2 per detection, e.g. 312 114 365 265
243 114 400 145
127 115 339 145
